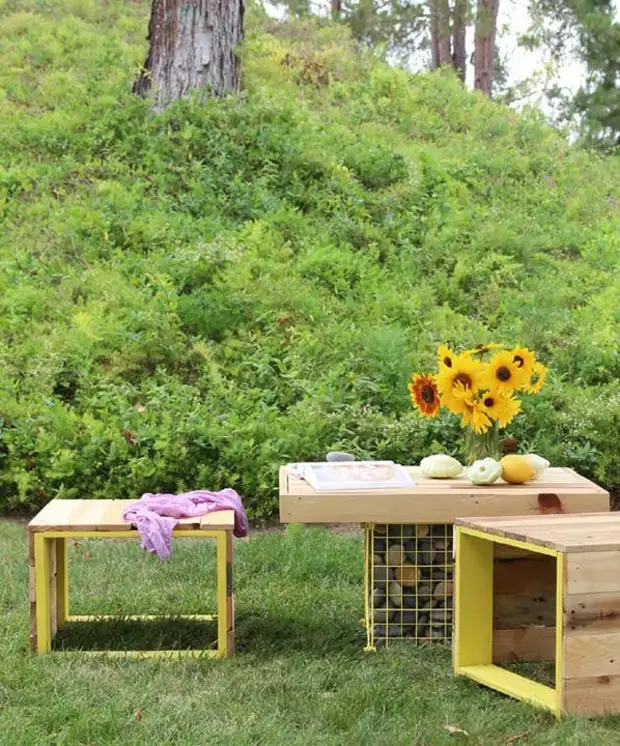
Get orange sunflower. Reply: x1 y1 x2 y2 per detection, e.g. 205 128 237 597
408 373 441 418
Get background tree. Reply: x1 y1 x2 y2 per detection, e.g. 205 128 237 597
134 0 245 111
474 0 500 94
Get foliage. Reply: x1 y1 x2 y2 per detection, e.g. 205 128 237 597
0 0 619 517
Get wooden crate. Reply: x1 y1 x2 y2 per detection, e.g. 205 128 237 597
454 512 620 717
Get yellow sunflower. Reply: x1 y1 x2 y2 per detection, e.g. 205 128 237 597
524 362 547 394
437 344 457 371
481 391 522 428
453 385 492 434
482 350 528 394
436 353 485 415
408 373 441 417
511 347 536 385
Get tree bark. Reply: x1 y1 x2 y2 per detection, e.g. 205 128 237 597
331 0 342 19
474 0 499 95
452 0 468 82
134 0 244 111
430 0 452 69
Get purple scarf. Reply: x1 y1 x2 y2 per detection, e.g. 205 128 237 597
122 489 249 561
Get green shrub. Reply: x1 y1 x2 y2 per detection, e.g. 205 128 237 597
1 0 619 517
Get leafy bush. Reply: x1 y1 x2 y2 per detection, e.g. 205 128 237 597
1 1 619 517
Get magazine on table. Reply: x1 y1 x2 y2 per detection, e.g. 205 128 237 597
286 461 415 491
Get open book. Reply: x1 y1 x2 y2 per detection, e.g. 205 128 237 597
286 461 414 491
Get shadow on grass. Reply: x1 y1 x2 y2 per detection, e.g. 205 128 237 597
54 617 218 652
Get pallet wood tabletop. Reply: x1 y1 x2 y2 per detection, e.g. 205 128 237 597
28 499 235 532
279 466 610 524
456 512 620 553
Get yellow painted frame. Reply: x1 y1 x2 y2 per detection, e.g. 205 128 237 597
32 529 232 659
453 526 563 717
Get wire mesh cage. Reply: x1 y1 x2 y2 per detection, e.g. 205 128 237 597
364 523 454 649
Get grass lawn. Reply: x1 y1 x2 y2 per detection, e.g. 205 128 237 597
2 521 620 745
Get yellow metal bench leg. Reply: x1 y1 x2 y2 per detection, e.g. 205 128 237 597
56 537 69 628
226 531 234 656
33 533 52 653
453 527 494 669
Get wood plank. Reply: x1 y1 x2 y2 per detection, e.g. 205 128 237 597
566 552 620 595
564 632 620 679
494 544 533 559
29 500 85 529
493 626 556 662
494 555 556 595
565 592 620 634
562 675 620 716
199 510 235 530
280 490 608 524
495 592 556 628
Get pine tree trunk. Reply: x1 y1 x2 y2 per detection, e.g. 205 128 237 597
331 0 342 18
474 0 499 95
429 0 452 69
134 0 244 111
452 0 468 82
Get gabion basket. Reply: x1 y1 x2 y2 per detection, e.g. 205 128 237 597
364 523 454 649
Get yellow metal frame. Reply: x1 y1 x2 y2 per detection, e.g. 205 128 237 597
453 526 563 717
32 529 233 659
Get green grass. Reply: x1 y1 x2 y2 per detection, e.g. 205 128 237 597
3 521 620 745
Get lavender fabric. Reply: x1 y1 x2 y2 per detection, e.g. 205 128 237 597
122 489 249 561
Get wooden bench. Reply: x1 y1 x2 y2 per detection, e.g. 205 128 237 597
28 499 235 659
453 512 620 717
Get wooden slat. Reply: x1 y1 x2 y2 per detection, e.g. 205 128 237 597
281 491 608 525
495 592 556 628
494 555 556 595
564 631 620 678
565 592 620 634
199 510 235 530
29 499 235 533
456 512 618 553
566 552 620 595
493 627 556 662
562 675 620 716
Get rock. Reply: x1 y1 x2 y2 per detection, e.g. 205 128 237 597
430 565 451 581
433 538 448 550
374 524 387 535
393 609 417 627
373 538 386 553
386 544 405 567
403 539 415 553
401 590 417 609
387 624 404 638
415 524 430 538
388 524 413 539
419 551 435 567
372 564 390 585
327 451 355 462
372 553 385 566
373 605 396 625
372 585 386 607
429 626 447 640
395 564 421 587
433 581 453 598
429 608 451 624
388 580 403 607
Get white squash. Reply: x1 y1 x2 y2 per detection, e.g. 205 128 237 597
420 454 463 479
467 458 502 486
525 454 550 478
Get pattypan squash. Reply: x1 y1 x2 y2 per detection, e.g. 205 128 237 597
420 454 463 479
467 458 502 486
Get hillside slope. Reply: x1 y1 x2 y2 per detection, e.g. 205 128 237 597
1 0 619 516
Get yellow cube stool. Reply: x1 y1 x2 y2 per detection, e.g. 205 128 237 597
453 512 620 717
28 499 235 659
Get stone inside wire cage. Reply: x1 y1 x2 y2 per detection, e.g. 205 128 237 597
365 523 454 649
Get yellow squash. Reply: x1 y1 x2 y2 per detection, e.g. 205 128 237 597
500 455 536 484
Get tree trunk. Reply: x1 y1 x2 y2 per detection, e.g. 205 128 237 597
474 0 499 95
429 0 452 69
452 0 468 82
331 0 342 19
134 0 244 111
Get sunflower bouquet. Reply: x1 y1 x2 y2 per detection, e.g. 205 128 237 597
408 344 547 464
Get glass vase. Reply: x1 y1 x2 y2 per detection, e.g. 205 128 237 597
464 423 501 466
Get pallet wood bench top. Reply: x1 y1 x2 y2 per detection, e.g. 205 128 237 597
455 512 620 553
279 466 610 524
28 499 235 533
